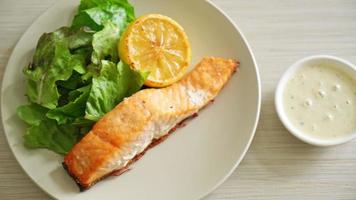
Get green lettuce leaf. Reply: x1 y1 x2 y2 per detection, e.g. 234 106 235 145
68 27 95 50
85 61 147 120
31 28 71 68
56 71 85 90
16 104 48 126
78 0 134 17
46 85 91 124
91 22 121 64
81 63 101 81
17 0 142 155
71 0 135 32
24 27 94 109
25 40 72 109
71 47 93 74
24 119 80 155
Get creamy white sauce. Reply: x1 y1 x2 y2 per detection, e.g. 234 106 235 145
283 63 356 139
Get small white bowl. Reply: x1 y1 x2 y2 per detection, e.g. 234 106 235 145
275 55 356 146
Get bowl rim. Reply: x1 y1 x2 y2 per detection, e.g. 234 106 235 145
275 55 356 146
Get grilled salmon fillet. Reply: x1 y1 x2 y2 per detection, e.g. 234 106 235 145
63 57 239 190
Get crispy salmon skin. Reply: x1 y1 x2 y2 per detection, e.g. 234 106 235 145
63 57 239 190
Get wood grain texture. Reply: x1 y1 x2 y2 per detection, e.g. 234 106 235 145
0 0 355 199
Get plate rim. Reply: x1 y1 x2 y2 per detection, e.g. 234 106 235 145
0 0 261 199
198 1 261 199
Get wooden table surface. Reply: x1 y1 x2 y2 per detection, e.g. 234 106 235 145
0 0 355 199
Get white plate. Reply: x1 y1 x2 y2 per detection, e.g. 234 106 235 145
1 0 260 199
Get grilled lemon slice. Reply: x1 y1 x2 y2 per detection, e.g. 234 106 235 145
119 14 191 87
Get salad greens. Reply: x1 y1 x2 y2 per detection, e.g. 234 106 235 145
85 61 148 121
17 0 145 155
91 23 121 65
72 0 134 32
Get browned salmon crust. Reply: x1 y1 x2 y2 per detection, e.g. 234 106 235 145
63 57 239 190
62 113 198 191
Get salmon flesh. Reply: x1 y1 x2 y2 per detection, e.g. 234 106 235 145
63 57 239 190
